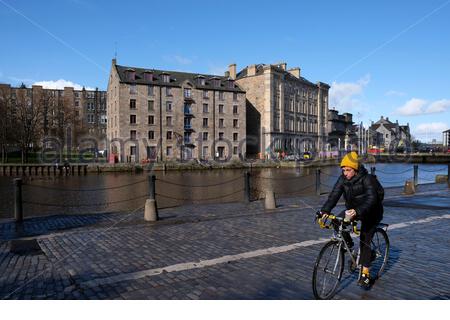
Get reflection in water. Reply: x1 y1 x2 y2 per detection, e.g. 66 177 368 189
0 163 447 220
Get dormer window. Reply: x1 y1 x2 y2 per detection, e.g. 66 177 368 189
210 77 220 87
126 69 135 81
144 71 153 82
227 80 234 89
162 74 170 83
196 76 206 86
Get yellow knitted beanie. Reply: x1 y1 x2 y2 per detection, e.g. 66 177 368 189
340 151 359 170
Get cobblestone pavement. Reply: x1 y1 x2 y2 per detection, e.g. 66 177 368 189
0 183 449 299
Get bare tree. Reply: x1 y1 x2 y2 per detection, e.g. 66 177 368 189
0 86 14 163
11 85 44 163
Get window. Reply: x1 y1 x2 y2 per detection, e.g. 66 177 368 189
166 146 172 156
166 87 172 96
75 100 79 107
233 92 238 101
219 91 224 100
203 90 208 99
233 146 238 155
233 119 238 128
130 115 136 124
214 79 220 87
184 118 191 129
130 146 136 156
233 133 238 141
148 100 154 111
219 104 224 113
203 118 208 127
127 70 135 81
218 146 225 157
219 118 224 128
148 131 154 139
162 74 170 83
148 115 154 125
203 103 209 113
202 146 209 158
167 131 173 140
202 132 208 141
144 72 153 82
166 116 172 126
166 101 172 112
130 99 136 109
233 105 238 114
184 88 191 98
219 132 224 140
130 84 137 94
130 130 137 140
386 134 389 138
147 85 154 96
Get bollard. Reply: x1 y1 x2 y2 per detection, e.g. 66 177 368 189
315 169 321 196
145 174 158 221
244 171 251 203
264 190 277 210
144 199 158 221
404 180 415 195
413 164 418 186
14 178 23 223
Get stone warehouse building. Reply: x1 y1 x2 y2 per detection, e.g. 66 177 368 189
0 83 106 153
107 59 246 162
327 109 354 151
370 116 411 150
235 62 330 158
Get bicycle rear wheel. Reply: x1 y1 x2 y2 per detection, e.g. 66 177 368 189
312 240 345 299
370 228 390 279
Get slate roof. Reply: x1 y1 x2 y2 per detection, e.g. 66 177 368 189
115 64 245 93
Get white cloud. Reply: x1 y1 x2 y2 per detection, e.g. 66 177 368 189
395 98 428 116
385 90 406 97
414 122 448 135
426 99 450 114
329 74 370 111
395 98 450 116
33 79 95 91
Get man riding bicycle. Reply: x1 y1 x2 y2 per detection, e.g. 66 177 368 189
317 151 384 289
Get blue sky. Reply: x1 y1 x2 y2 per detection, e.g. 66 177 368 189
1 0 449 142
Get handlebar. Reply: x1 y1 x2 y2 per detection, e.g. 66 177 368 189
316 212 360 235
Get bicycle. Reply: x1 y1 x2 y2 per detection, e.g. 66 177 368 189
312 212 390 299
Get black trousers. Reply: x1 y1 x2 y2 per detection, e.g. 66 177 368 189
335 210 377 268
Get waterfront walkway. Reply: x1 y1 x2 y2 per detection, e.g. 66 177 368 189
0 183 449 299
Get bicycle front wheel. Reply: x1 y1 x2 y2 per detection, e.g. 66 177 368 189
370 228 390 279
312 240 345 300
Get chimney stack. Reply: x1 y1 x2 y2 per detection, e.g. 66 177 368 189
248 64 257 76
228 64 236 79
288 67 301 78
277 62 287 70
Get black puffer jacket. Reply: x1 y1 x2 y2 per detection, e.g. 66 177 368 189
321 165 383 226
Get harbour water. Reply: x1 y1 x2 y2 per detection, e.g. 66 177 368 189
0 163 448 220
